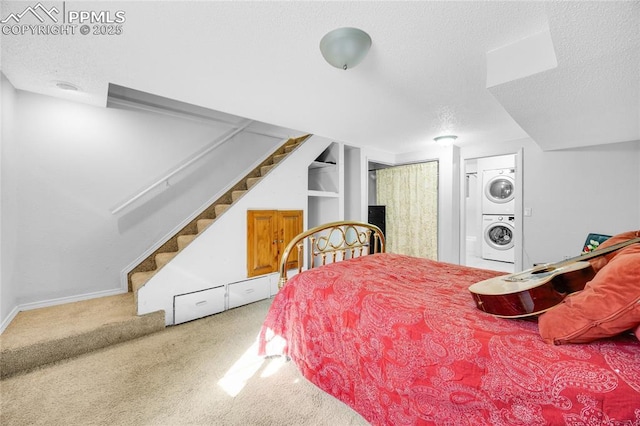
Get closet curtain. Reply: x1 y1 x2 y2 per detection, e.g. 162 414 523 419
376 162 438 259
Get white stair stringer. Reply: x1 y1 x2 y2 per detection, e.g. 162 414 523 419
137 135 334 325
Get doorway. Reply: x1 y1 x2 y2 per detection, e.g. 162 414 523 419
368 161 438 259
463 154 518 273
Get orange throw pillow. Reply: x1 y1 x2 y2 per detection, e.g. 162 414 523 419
539 243 640 344
588 230 640 272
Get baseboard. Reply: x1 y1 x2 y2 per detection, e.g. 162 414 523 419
0 305 20 335
0 288 128 335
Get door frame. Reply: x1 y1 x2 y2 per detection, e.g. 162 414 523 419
367 159 440 259
459 148 523 271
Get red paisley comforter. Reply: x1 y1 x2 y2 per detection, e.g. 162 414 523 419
259 253 640 425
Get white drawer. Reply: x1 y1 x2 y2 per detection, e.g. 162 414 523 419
228 276 270 309
174 286 225 324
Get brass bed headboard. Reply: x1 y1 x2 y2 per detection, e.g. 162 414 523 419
278 220 385 288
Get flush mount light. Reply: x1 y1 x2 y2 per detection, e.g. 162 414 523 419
54 81 80 91
434 135 458 145
319 27 372 70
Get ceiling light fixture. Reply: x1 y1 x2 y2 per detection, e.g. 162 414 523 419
319 27 372 70
434 135 458 145
54 81 80 91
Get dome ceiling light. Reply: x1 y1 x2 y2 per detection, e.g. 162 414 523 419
434 135 458 145
319 27 372 70
54 81 80 91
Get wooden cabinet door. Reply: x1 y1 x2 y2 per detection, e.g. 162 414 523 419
278 210 303 271
247 210 303 277
247 210 278 277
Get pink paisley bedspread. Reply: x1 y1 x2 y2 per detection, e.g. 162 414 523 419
258 253 640 425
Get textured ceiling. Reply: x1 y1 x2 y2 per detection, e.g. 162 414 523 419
1 1 638 154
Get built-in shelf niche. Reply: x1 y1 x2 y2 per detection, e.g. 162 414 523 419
308 143 339 194
308 197 339 228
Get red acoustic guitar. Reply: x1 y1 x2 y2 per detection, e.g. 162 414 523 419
468 237 640 318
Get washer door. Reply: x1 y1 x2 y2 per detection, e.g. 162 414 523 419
485 175 514 204
485 222 514 250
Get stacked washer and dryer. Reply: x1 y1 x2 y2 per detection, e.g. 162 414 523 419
482 167 515 263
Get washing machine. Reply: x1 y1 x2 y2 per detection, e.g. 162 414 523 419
482 215 515 263
482 168 515 214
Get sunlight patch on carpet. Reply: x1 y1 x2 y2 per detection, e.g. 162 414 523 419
260 354 286 378
217 340 264 397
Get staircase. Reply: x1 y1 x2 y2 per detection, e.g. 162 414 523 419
129 134 309 305
0 135 309 379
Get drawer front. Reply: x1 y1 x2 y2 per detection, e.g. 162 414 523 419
174 286 226 324
228 276 270 309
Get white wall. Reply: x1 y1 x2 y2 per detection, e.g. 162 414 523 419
1 75 19 327
344 145 362 221
464 159 480 255
1 87 297 330
520 140 640 265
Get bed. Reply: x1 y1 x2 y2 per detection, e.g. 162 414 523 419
259 221 640 425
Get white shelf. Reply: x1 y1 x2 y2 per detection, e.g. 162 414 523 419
308 190 339 198
309 161 337 169
308 142 342 228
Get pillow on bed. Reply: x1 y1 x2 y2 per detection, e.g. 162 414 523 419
538 243 640 345
635 324 640 341
588 230 640 272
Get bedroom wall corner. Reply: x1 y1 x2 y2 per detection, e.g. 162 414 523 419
0 73 19 332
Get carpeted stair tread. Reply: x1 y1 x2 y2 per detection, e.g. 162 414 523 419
214 204 230 216
260 164 274 175
177 234 197 249
131 271 156 303
231 190 247 202
155 251 178 269
246 177 261 189
0 293 165 378
131 270 156 290
197 218 214 233
273 153 287 163
156 251 178 269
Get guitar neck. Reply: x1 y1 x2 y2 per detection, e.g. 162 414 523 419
553 237 640 269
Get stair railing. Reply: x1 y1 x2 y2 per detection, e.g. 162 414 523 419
110 119 255 215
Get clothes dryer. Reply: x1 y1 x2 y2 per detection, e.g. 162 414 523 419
482 168 515 214
482 215 515 263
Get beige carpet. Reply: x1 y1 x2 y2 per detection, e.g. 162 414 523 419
0 293 165 378
1 298 368 426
